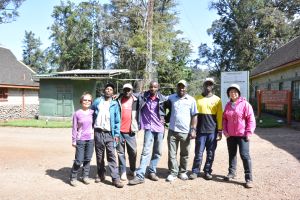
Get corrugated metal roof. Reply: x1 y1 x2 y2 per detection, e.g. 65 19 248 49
34 69 130 80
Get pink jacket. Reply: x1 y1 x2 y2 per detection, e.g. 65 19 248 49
222 97 256 137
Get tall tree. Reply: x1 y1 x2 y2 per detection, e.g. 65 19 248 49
105 0 192 86
0 0 25 23
22 30 46 73
47 1 102 71
198 0 300 79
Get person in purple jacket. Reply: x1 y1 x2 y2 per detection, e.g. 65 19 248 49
222 84 256 188
69 92 94 187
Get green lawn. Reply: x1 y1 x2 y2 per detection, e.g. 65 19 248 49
0 119 72 128
256 115 285 128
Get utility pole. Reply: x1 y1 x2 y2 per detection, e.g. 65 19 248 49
144 0 156 89
90 0 97 69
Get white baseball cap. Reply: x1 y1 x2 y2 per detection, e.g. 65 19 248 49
123 83 133 90
177 80 188 87
227 84 241 97
203 77 215 85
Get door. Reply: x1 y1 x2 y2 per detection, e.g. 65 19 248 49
57 85 73 117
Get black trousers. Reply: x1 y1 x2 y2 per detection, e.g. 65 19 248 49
227 136 252 181
94 129 120 181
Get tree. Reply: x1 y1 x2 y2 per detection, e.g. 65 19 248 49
198 0 300 80
106 0 193 86
47 1 102 71
22 30 46 73
0 0 25 23
46 0 194 90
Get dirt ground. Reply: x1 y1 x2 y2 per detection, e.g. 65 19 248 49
0 126 299 200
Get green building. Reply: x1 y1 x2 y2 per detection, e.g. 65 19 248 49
35 69 130 119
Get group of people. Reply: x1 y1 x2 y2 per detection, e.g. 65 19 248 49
69 78 256 189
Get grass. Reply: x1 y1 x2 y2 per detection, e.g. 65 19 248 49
256 115 285 128
0 119 72 128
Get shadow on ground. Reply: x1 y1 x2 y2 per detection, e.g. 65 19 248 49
46 166 170 185
255 127 300 161
46 165 98 185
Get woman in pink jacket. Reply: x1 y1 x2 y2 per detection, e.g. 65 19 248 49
222 84 256 188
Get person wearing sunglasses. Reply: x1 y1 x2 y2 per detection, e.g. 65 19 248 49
69 92 94 187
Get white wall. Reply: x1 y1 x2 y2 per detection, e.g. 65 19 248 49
0 88 39 106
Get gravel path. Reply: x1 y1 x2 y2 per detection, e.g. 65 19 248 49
0 127 299 200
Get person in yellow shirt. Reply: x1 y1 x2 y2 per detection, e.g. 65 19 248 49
189 78 222 180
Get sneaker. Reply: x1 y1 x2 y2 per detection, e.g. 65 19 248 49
166 174 177 182
120 172 127 181
245 180 254 188
128 176 145 185
178 173 188 180
95 174 105 183
189 173 198 180
148 173 159 181
113 180 124 188
204 173 213 180
224 173 236 181
70 179 78 187
82 177 90 185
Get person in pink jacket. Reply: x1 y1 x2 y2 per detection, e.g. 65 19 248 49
222 84 256 188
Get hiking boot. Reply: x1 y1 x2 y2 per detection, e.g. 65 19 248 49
178 173 188 181
113 180 124 188
189 173 198 180
204 173 213 180
120 172 127 181
224 173 236 181
70 179 78 187
245 180 254 188
82 177 90 185
128 176 145 185
95 174 105 183
166 174 177 182
148 173 159 181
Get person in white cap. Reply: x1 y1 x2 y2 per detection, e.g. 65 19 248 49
116 83 139 181
223 83 256 188
189 77 223 180
165 80 198 182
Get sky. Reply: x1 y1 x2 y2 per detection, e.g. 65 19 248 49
0 0 218 61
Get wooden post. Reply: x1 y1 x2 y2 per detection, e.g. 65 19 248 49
287 91 292 125
257 90 261 118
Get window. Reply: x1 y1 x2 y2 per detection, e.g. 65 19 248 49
279 82 283 91
292 80 300 101
254 86 259 98
0 88 8 101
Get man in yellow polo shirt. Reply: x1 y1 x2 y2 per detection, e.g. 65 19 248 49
189 78 223 180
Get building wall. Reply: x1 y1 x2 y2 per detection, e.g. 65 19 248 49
250 64 300 98
39 79 96 118
0 88 39 120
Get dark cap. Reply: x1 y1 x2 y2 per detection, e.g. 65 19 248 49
105 83 115 90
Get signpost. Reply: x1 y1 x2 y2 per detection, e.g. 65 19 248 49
257 90 292 124
221 71 249 110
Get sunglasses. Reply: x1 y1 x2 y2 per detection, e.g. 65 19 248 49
82 99 92 102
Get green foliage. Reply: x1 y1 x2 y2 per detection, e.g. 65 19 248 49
0 119 71 128
0 0 25 23
40 0 194 89
47 1 102 71
198 0 300 79
22 30 46 73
